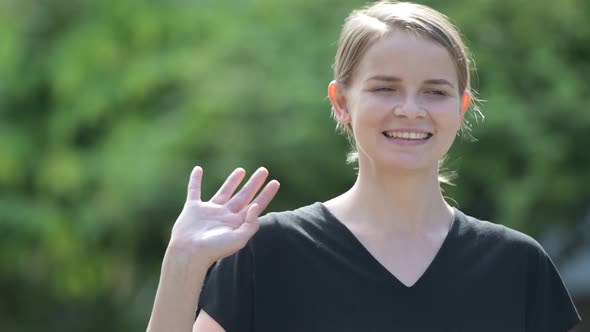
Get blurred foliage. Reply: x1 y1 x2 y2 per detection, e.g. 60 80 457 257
0 0 588 330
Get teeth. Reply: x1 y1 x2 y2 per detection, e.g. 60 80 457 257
384 131 430 140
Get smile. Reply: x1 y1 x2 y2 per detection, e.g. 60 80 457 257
382 131 433 140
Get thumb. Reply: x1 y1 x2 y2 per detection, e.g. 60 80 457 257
230 204 261 248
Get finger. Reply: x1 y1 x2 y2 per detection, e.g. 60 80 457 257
249 180 280 214
226 167 269 212
229 204 261 249
209 168 246 204
187 166 203 201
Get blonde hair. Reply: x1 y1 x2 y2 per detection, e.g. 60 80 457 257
332 1 482 182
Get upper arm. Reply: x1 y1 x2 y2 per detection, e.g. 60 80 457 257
524 241 581 331
193 309 226 332
197 245 255 332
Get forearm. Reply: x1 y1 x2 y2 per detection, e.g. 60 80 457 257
147 247 210 332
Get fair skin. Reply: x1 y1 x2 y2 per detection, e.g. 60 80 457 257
147 167 279 332
148 29 470 332
325 29 470 287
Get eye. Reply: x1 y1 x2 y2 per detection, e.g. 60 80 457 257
425 89 447 96
373 87 397 92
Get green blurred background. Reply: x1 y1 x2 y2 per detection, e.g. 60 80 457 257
1 0 588 330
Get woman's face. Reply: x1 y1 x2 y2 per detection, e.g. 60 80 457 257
331 30 468 173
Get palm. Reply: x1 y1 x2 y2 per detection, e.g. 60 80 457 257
169 167 280 264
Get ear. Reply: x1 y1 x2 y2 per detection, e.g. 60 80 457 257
328 80 351 124
459 90 471 121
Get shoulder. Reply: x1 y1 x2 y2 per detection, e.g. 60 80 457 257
456 210 581 330
258 202 328 231
454 208 546 258
251 202 330 246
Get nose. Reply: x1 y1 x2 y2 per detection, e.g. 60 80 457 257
393 95 426 119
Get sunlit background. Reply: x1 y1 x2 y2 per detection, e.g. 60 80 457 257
0 0 588 330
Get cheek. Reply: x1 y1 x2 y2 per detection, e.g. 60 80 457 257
424 100 463 129
353 94 393 121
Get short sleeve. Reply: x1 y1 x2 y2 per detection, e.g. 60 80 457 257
197 245 254 332
525 245 581 332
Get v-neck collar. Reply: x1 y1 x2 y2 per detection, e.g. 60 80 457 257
314 202 461 290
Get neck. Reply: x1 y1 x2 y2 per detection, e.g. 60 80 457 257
326 161 453 233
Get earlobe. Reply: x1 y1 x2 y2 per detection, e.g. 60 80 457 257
460 91 471 119
328 80 351 124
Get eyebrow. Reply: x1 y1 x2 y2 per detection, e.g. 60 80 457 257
366 75 402 83
424 79 455 89
366 75 455 89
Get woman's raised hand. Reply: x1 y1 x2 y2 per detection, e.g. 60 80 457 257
168 166 280 266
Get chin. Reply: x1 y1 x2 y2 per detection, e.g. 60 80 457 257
368 156 437 174
357 148 444 173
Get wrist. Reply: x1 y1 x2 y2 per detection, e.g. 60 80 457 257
163 244 214 275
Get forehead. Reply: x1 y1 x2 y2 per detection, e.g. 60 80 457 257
354 30 458 85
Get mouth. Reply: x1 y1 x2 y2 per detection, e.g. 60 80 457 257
382 131 433 140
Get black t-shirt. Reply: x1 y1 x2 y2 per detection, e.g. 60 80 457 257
197 202 581 332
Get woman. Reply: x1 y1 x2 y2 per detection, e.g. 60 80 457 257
147 1 581 331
